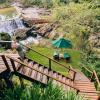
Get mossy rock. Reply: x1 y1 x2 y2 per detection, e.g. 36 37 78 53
0 32 11 49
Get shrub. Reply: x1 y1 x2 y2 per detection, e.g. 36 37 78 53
0 82 84 100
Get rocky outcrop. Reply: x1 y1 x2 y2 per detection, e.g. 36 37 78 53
14 29 29 39
22 16 51 26
33 22 60 39
19 7 52 26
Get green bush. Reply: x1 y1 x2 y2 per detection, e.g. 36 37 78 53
0 82 84 100
52 1 100 49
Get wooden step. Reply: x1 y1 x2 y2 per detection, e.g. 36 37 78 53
42 68 48 84
49 70 53 79
52 72 58 85
57 74 63 86
24 61 34 77
36 66 44 82
0 55 19 72
79 92 98 100
65 78 70 91
62 77 67 90
30 64 38 80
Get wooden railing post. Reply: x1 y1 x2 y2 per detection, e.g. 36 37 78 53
73 71 76 82
76 90 80 95
48 59 51 83
90 72 94 82
68 66 71 72
93 70 100 88
10 58 16 72
1 55 10 71
49 59 51 70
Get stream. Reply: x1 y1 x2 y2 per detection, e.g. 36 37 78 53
0 4 50 46
0 17 25 36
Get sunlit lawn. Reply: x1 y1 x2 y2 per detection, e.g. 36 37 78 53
27 46 81 76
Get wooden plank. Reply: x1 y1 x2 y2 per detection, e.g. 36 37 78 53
27 61 34 76
36 66 44 82
30 64 38 80
52 73 58 85
57 75 63 87
65 78 70 91
42 68 48 84
62 77 66 89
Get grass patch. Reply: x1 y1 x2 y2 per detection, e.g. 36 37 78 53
0 7 17 17
0 48 4 52
27 46 81 75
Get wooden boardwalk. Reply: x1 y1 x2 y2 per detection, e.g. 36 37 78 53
0 53 99 100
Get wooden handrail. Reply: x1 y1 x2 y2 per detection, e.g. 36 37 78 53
0 41 76 73
6 55 79 91
21 44 77 73
93 70 100 88
81 65 100 89
1 54 100 95
81 65 93 74
6 55 100 95
25 56 73 80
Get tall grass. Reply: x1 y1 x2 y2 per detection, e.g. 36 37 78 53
0 82 84 100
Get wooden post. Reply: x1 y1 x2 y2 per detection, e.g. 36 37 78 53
90 72 94 82
47 59 51 83
76 90 80 95
68 66 71 72
49 59 51 70
93 70 100 88
98 95 100 100
10 58 16 72
1 55 10 71
73 72 76 82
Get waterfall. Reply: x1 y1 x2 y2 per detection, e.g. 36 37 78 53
0 17 25 36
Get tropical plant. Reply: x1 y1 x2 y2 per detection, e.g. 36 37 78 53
0 82 84 100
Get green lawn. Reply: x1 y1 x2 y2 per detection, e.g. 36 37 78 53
27 46 81 76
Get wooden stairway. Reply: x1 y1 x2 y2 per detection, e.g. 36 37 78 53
18 60 74 90
0 53 19 73
0 54 99 100
69 70 99 100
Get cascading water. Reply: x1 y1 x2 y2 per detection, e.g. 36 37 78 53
0 15 25 36
0 14 42 46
